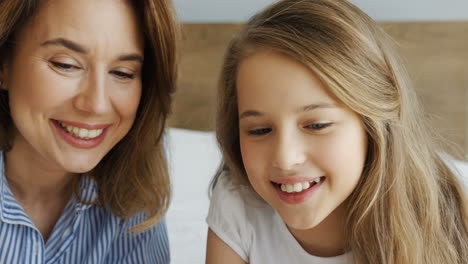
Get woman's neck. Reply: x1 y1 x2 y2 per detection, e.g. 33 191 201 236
4 141 76 203
287 202 348 257
3 142 78 242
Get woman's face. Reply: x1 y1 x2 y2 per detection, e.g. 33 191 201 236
1 0 143 173
237 51 368 231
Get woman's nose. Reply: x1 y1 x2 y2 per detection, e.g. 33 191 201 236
73 73 112 114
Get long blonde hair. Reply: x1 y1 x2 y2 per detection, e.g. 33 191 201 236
214 0 468 262
0 0 179 232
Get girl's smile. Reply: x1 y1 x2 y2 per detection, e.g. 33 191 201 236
237 50 368 231
272 176 326 204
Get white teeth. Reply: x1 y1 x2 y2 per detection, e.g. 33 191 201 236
293 183 302 192
79 128 88 138
279 177 322 193
89 130 97 138
58 121 104 139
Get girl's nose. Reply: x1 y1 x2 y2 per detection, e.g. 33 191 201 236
271 130 307 171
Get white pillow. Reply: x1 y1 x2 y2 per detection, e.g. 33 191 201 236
165 128 221 264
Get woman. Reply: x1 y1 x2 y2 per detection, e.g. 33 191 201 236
0 0 178 263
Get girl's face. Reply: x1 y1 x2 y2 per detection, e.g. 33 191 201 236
1 0 143 173
237 51 368 230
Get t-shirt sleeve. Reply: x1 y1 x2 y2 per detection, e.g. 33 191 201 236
206 174 251 262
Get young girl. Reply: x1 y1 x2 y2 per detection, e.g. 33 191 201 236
206 0 468 263
0 0 177 262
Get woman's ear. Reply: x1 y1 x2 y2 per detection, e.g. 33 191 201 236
0 60 9 91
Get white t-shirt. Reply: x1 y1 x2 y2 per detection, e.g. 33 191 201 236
207 159 468 264
206 174 353 264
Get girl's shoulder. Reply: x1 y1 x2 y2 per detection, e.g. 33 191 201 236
207 171 355 263
206 171 275 261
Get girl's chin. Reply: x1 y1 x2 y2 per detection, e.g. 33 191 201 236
279 210 325 231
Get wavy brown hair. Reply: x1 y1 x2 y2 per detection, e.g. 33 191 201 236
0 0 179 232
214 0 468 262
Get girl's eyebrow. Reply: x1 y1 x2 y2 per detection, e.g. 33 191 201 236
300 103 337 113
239 110 263 119
239 103 337 120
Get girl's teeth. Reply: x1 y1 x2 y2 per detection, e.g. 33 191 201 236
281 184 287 192
279 178 322 193
58 121 104 139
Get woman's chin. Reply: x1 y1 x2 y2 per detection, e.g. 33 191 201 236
58 156 102 174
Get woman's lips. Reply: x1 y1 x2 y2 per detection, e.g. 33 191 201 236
51 119 108 149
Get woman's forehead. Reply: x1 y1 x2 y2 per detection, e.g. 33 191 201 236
15 0 143 56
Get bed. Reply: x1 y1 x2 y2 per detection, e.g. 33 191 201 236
164 22 468 264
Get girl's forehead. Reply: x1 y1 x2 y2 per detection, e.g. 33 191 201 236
236 50 336 110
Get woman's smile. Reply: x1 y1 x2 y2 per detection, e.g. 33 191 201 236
51 119 110 149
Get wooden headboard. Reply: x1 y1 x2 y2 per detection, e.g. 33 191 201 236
169 22 468 158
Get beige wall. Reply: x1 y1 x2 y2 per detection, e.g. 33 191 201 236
169 22 468 158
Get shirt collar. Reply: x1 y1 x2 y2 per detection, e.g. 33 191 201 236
0 151 36 227
76 174 98 211
0 151 98 220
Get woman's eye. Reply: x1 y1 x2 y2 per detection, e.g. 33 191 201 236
305 123 332 130
51 61 80 71
111 70 134 79
248 128 272 135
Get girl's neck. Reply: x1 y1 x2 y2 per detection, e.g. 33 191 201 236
287 202 348 257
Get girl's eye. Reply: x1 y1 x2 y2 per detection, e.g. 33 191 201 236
305 123 332 130
51 61 80 71
111 70 134 80
248 128 272 136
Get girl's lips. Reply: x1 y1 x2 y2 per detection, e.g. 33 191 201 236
51 119 108 149
274 177 325 204
271 176 323 185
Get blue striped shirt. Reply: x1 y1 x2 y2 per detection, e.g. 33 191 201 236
0 152 170 263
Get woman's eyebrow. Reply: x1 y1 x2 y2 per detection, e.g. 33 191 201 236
118 54 143 63
41 38 88 53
